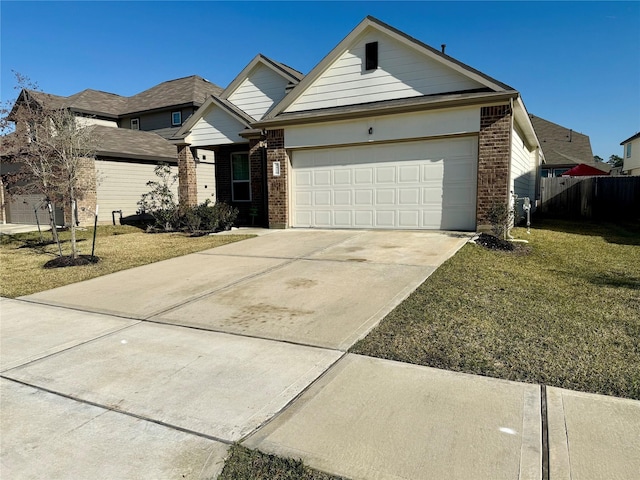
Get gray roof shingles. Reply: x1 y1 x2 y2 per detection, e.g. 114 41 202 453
529 114 594 167
91 126 177 161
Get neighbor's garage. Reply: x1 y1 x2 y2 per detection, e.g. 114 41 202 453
291 136 477 230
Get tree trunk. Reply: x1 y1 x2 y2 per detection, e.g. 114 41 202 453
69 198 78 259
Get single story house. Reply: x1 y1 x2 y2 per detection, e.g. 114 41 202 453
174 16 542 231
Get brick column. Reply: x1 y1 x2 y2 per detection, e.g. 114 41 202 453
249 138 266 226
266 129 288 228
177 144 198 208
477 105 512 231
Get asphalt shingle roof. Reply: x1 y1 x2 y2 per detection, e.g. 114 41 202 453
91 125 177 162
529 114 594 166
25 76 223 118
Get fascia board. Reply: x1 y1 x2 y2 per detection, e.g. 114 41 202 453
254 91 518 129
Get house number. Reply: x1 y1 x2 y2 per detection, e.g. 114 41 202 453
273 161 281 177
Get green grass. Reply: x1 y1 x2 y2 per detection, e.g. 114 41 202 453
0 226 254 298
217 445 345 480
351 219 640 400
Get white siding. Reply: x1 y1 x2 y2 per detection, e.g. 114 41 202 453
227 64 290 120
285 107 480 149
96 160 179 218
292 137 477 230
185 105 247 146
75 117 118 128
510 127 536 215
286 30 484 113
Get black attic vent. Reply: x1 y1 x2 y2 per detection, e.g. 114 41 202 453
365 42 378 70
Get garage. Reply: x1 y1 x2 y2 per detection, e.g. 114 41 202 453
291 136 478 230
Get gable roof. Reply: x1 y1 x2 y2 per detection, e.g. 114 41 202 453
14 76 223 119
91 125 177 162
220 54 303 100
529 115 594 167
621 132 640 145
170 95 254 142
123 75 222 115
263 16 515 121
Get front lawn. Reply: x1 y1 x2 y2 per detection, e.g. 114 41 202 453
0 226 253 298
351 219 640 400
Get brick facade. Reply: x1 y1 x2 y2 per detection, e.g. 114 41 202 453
214 143 267 227
265 129 288 228
177 145 198 208
477 105 512 231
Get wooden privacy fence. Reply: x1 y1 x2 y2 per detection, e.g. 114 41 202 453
539 176 640 220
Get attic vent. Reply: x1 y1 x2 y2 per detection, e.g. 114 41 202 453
365 42 378 70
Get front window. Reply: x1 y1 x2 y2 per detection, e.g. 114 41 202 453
231 152 250 201
626 143 632 158
172 111 182 126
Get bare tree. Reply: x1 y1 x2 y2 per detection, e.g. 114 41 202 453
1 73 99 260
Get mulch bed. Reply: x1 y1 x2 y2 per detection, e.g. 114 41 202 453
473 233 516 251
44 255 100 269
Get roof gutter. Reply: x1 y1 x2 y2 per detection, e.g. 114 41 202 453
253 91 518 128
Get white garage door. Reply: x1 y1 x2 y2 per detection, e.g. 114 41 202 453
292 137 477 230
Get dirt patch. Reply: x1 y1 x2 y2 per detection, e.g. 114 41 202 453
472 234 531 255
44 255 100 269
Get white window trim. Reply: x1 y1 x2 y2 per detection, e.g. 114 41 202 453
231 152 251 202
172 111 182 126
131 118 139 130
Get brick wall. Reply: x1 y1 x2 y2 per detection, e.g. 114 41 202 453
266 129 288 228
248 139 267 227
477 105 512 230
177 145 198 208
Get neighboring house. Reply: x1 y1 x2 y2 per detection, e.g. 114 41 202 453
620 132 640 175
176 16 542 231
529 114 607 177
1 76 220 225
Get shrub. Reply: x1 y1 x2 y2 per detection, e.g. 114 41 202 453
137 163 179 231
486 201 517 240
179 200 239 233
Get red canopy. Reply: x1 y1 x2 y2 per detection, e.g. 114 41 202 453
561 164 609 176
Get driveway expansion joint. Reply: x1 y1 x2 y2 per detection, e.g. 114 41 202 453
0 375 235 446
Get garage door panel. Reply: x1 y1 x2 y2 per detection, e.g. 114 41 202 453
399 188 420 205
354 168 373 184
398 210 420 228
292 137 477 230
376 211 395 228
333 190 352 206
354 210 374 227
376 189 396 205
333 170 351 185
314 191 331 205
355 190 374 206
334 211 352 226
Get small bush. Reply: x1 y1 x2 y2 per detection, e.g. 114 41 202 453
137 163 179 231
179 200 239 233
486 201 516 239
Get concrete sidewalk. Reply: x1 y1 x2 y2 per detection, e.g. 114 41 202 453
1 229 639 479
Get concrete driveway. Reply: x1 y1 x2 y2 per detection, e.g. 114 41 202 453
6 229 636 479
21 229 468 349
1 229 469 478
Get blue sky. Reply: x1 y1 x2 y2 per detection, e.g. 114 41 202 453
1 1 638 158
